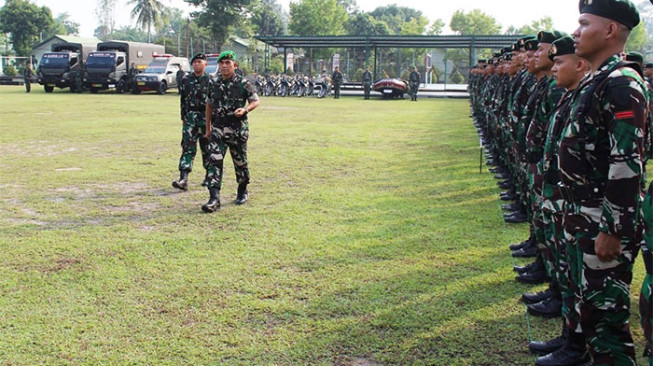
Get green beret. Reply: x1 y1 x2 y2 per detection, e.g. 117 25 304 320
626 51 644 65
538 30 568 44
548 36 576 61
493 53 502 59
645 63 653 69
191 53 206 63
579 0 639 30
524 39 539 51
217 50 237 62
504 52 514 61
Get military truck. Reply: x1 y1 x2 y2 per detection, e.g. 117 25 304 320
85 41 164 93
36 41 96 93
133 55 190 94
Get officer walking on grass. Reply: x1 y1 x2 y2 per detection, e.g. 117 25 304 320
331 66 343 99
409 66 420 101
172 53 211 192
549 0 648 364
23 61 32 93
202 51 259 213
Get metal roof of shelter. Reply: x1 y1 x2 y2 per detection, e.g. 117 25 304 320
255 35 522 49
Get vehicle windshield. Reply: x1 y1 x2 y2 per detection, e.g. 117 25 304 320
40 54 69 68
206 58 219 74
143 58 169 73
86 53 116 68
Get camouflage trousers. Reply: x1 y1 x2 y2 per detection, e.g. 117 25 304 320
564 213 639 366
529 169 550 278
178 112 209 176
206 121 250 190
640 182 653 360
409 82 419 98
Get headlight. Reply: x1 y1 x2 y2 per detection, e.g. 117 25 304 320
108 72 115 79
62 72 69 79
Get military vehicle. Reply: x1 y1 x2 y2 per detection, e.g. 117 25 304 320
85 41 164 93
133 55 190 94
36 41 96 93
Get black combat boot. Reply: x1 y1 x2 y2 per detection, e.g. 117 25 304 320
513 256 543 273
527 296 562 318
511 241 538 257
509 235 534 251
535 333 591 366
529 323 569 355
172 171 189 191
522 287 553 304
515 268 548 285
235 183 248 205
201 188 220 212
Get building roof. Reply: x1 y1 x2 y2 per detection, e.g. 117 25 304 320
32 35 102 50
255 35 523 50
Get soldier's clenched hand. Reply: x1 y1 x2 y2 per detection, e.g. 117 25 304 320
595 232 622 262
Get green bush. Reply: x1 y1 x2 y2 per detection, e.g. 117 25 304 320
3 64 17 77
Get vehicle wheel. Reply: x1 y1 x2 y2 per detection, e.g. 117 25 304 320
69 84 77 93
296 86 304 97
44 85 54 93
279 84 288 97
264 84 273 96
131 85 140 94
157 81 167 95
90 87 99 94
116 79 126 94
317 86 326 98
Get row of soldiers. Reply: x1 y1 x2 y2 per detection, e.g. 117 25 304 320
470 0 652 365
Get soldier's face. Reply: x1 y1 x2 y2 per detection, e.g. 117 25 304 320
552 55 577 89
573 13 609 59
534 43 553 71
645 68 653 78
192 59 206 74
220 59 235 78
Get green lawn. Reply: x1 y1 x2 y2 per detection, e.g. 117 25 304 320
0 85 649 365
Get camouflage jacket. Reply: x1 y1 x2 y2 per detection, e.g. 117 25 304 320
558 54 649 239
180 72 210 123
206 73 258 127
362 71 372 85
409 71 420 84
526 76 565 165
331 71 343 86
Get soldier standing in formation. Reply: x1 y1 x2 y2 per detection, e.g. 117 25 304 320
202 51 259 213
331 66 343 99
361 66 372 100
409 66 420 101
469 0 650 364
172 53 211 192
23 61 32 93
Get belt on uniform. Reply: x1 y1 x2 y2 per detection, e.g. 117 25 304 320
558 181 605 202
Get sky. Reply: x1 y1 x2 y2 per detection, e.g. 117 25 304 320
13 0 585 39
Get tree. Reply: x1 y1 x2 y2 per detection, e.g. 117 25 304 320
96 0 117 35
250 0 286 36
185 0 252 51
504 16 553 36
48 13 80 37
368 5 428 35
0 0 54 56
449 9 501 35
345 12 390 36
625 23 648 54
128 0 165 43
427 19 445 35
289 0 348 36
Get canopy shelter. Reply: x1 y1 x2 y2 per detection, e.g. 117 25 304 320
255 35 522 78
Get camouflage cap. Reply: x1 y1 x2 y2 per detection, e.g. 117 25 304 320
538 30 568 44
217 50 237 62
548 36 575 61
579 0 640 30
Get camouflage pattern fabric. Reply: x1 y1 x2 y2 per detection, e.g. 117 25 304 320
409 70 420 99
205 73 258 190
640 182 653 359
559 54 649 366
23 66 32 93
178 72 210 174
362 70 372 99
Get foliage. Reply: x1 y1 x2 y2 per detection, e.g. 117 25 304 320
185 0 253 51
345 12 390 36
504 16 553 36
128 0 165 43
95 0 117 34
0 0 54 56
48 12 80 37
427 19 445 35
3 64 17 76
625 23 649 54
289 0 348 36
368 4 429 35
450 9 501 35
250 0 286 36
109 26 148 42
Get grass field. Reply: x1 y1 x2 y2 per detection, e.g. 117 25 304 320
0 85 650 365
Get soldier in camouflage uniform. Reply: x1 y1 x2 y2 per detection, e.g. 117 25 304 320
409 66 420 101
172 53 211 192
75 60 84 93
551 1 648 365
530 36 591 364
331 66 343 99
202 51 260 213
362 66 372 100
23 61 32 93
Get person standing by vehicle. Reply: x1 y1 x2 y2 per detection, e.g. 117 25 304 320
409 66 420 101
202 51 260 213
172 53 211 192
362 66 372 100
128 62 138 92
23 61 32 93
331 66 343 99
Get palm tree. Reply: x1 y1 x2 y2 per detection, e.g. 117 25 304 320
128 0 164 43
